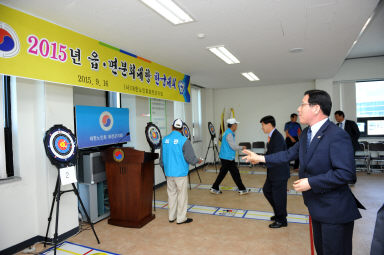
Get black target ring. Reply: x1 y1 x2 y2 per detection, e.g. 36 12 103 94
44 125 78 168
145 122 162 151
182 123 191 141
208 122 216 138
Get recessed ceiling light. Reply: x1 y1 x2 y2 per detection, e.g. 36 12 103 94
242 72 260 81
207 46 240 64
140 0 194 25
197 33 206 39
289 48 304 53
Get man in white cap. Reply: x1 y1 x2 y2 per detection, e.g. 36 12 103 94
160 118 202 224
210 118 248 195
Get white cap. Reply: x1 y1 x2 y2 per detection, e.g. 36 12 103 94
227 118 240 124
172 118 183 129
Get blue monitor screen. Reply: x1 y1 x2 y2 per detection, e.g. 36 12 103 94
75 105 130 149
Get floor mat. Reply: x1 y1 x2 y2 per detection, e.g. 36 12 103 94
188 183 302 195
40 241 119 255
155 200 309 224
204 169 299 176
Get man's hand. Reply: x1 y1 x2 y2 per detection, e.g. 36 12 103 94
198 158 203 164
241 149 265 164
293 178 311 192
290 137 296 143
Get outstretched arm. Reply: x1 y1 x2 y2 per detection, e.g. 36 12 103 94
242 149 265 164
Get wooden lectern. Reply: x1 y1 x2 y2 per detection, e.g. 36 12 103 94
102 147 158 228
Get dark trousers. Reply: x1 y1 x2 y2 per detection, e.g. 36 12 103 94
312 219 354 255
263 178 288 223
286 137 299 169
212 158 246 190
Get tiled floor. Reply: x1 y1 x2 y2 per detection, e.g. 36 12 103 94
22 165 383 255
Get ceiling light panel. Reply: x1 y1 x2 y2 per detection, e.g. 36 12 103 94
242 72 260 81
140 0 194 25
207 46 240 64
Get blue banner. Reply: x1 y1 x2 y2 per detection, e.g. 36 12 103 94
75 105 130 149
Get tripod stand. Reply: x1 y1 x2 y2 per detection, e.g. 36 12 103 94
203 135 220 173
44 168 100 255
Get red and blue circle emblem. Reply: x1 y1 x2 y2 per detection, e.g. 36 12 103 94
0 22 20 58
99 111 113 131
113 148 124 162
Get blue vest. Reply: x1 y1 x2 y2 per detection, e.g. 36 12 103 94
162 131 189 177
219 129 236 160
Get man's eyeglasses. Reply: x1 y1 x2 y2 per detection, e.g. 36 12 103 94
299 103 311 108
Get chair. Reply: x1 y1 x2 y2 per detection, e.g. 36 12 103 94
354 142 369 172
238 142 251 167
368 143 384 173
252 141 266 167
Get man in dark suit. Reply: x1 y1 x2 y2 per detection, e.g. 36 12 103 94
260 115 290 228
242 90 363 255
334 110 360 152
371 203 384 255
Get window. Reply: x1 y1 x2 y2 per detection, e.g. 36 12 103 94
191 86 202 142
1 75 14 178
356 80 384 137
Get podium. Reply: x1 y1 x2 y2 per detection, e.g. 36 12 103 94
102 147 158 228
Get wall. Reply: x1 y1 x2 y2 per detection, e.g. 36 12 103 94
331 56 384 122
73 86 106 107
334 56 384 81
212 82 315 146
0 79 77 251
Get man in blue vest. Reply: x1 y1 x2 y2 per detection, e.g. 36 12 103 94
160 118 202 224
210 118 248 195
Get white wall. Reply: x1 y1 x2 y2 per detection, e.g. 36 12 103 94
333 81 357 121
332 56 384 121
0 79 77 251
212 82 315 146
73 86 106 107
334 56 384 81
44 83 78 237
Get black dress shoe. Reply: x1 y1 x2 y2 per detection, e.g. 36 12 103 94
269 221 287 228
169 219 175 223
270 216 276 221
177 218 193 224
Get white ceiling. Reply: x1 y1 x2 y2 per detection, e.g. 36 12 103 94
1 0 383 88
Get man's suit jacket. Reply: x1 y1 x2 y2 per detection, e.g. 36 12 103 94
344 119 360 151
371 203 384 255
265 120 362 224
266 129 290 181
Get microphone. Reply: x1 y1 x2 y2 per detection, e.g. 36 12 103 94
116 132 130 144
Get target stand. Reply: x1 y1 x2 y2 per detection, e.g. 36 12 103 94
203 122 220 173
182 123 202 189
43 125 100 255
145 122 163 212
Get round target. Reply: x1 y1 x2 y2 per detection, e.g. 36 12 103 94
182 123 191 140
145 122 162 151
44 125 77 167
208 122 216 138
